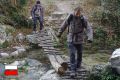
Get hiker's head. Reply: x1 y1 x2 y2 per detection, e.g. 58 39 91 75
36 0 41 4
74 6 82 16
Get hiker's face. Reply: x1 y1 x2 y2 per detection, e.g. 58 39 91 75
74 10 81 16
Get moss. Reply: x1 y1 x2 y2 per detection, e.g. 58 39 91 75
1 40 9 48
89 66 120 80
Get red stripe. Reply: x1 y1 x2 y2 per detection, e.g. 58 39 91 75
4 70 18 76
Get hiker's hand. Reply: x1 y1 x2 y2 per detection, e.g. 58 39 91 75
87 40 92 43
57 33 61 38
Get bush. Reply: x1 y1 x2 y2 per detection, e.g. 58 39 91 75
93 27 107 49
0 40 9 48
0 0 31 27
89 66 120 80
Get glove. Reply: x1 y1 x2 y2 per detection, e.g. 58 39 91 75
87 40 92 43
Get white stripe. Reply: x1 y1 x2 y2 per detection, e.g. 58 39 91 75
5 65 17 70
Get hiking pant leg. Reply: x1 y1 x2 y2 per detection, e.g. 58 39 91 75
39 16 44 30
74 44 83 68
33 17 37 31
68 42 76 72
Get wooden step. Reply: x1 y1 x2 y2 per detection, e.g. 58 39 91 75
61 75 88 80
38 44 54 47
44 52 62 55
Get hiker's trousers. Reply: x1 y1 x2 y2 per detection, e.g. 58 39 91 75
33 16 43 31
68 42 83 72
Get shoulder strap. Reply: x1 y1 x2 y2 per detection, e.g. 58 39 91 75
68 14 73 25
34 5 37 12
67 14 73 33
80 15 87 28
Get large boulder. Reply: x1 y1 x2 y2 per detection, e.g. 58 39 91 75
0 26 6 44
0 24 14 46
6 33 13 42
16 33 25 43
18 59 48 80
110 48 120 75
0 53 9 58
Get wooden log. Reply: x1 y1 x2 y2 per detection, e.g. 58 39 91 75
55 55 68 71
44 48 68 70
47 54 65 75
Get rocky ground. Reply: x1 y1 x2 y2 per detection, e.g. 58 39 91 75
0 0 118 80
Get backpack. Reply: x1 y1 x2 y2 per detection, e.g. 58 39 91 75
67 14 86 34
34 5 42 17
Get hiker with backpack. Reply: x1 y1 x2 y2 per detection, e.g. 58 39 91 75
31 0 44 33
57 6 93 78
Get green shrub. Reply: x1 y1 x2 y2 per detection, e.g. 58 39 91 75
0 0 30 27
89 66 120 80
93 27 107 49
1 40 9 48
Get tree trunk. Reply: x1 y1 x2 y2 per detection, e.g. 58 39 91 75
47 54 65 75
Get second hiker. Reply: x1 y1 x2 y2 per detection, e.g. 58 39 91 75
31 0 44 33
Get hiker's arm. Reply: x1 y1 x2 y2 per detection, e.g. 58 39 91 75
31 6 35 18
41 7 44 22
58 14 71 37
84 16 93 42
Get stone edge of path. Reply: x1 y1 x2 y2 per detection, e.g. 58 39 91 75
0 46 30 58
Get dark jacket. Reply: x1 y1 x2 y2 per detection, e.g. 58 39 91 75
58 14 93 44
31 4 44 20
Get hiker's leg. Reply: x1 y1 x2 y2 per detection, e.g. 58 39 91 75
39 16 44 30
68 42 76 72
75 44 83 68
33 17 37 31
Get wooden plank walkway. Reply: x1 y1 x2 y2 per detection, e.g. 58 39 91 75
32 29 89 80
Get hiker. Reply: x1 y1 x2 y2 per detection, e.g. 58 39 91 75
57 6 93 78
31 0 44 33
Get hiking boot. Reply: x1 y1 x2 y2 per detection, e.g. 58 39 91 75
75 65 81 71
70 72 76 78
32 31 36 34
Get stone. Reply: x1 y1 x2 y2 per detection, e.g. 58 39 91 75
110 48 120 75
17 48 26 54
26 35 38 44
10 51 19 56
6 33 13 42
16 33 25 43
0 27 6 44
26 59 42 67
10 61 20 66
18 59 47 80
13 46 26 53
0 53 9 57
40 69 60 80
0 24 15 45
10 60 26 68
110 48 120 59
